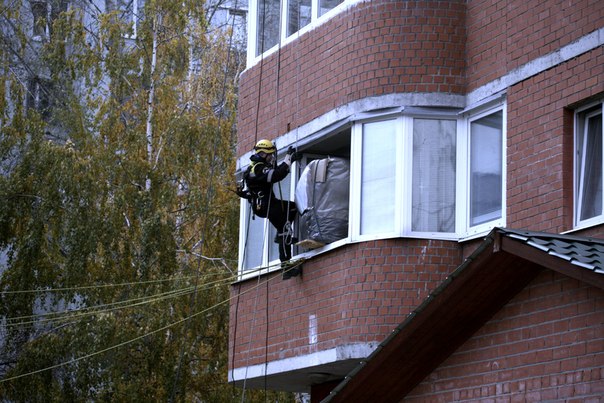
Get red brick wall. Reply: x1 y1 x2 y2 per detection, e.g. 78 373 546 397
229 239 463 370
406 270 604 401
237 0 466 156
466 0 604 92
506 47 604 233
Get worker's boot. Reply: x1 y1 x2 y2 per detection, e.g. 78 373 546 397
282 260 302 280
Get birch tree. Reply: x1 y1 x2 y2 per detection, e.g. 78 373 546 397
0 0 290 400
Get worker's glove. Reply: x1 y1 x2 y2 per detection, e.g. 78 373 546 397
286 146 302 164
235 181 251 199
283 147 293 166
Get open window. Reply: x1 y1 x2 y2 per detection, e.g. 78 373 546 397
294 128 351 249
575 101 603 228
238 128 351 274
462 107 506 236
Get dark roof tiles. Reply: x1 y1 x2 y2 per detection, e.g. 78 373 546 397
500 228 604 273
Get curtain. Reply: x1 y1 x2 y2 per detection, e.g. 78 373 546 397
360 120 396 235
412 119 456 232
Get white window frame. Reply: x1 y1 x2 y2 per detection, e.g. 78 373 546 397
247 0 350 65
574 100 604 229
402 114 459 239
457 103 507 238
349 116 404 242
237 104 508 276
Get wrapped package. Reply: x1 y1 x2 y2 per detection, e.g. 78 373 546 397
295 157 350 245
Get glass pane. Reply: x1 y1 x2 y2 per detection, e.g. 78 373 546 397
579 111 603 221
287 0 311 37
242 210 265 271
360 120 396 235
412 119 456 232
319 0 343 16
256 0 280 55
470 111 503 226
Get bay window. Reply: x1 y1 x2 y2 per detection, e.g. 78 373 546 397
238 105 507 274
575 102 604 227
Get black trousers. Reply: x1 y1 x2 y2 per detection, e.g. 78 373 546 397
266 198 297 261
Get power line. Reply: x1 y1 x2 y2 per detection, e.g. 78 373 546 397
4 286 197 328
0 260 289 384
1 262 288 327
0 274 206 295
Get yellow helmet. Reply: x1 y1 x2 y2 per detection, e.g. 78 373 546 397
254 139 276 154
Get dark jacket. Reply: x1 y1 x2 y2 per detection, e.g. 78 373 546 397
243 158 290 218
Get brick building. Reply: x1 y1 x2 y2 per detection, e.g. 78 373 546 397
230 0 604 401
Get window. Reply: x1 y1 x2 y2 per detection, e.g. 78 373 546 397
287 0 311 37
107 0 143 38
26 77 53 120
250 0 348 60
469 110 504 227
238 129 351 273
350 114 460 241
576 102 603 227
238 105 507 274
31 1 48 39
31 0 67 40
412 118 456 233
256 0 280 55
318 0 343 17
360 120 397 235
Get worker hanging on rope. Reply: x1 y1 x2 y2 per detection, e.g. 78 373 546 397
237 139 302 277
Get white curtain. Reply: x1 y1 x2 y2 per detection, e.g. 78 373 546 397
360 120 396 235
412 119 456 232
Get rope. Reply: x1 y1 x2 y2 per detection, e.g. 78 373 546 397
240 272 263 403
264 272 269 400
170 0 244 396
